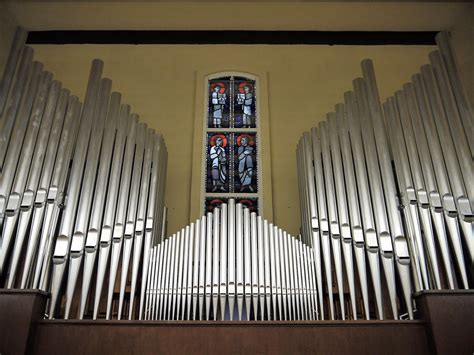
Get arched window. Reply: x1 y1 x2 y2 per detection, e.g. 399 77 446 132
203 74 261 214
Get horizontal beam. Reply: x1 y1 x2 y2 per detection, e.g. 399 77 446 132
27 30 438 45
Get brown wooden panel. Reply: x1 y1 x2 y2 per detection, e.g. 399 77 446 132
3 290 473 355
32 320 429 355
0 289 48 355
415 290 474 355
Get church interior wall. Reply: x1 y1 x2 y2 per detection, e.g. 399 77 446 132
0 3 19 77
0 1 471 236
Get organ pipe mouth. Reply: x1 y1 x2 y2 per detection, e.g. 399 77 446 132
442 196 458 217
457 197 473 222
52 255 67 264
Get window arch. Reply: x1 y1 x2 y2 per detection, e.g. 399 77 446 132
202 73 261 214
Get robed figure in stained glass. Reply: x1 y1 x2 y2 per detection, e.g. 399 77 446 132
237 134 254 192
236 83 254 128
211 84 227 128
210 135 227 191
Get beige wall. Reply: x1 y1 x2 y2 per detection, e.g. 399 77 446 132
3 2 471 31
450 6 474 106
28 44 434 235
0 3 18 78
0 2 472 235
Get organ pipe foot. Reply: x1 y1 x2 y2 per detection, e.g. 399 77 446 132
80 249 96 319
7 211 31 288
381 253 397 319
445 216 469 289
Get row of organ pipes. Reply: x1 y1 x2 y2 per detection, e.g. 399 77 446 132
0 27 168 320
297 31 472 321
144 200 320 321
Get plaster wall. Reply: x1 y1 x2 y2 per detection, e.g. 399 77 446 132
0 2 471 235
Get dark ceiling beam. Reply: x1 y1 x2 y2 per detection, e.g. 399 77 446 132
27 30 438 45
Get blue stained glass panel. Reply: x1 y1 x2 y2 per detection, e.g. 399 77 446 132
233 132 258 193
208 79 230 128
234 80 256 128
206 132 231 193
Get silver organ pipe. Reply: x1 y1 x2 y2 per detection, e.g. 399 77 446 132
186 223 194 320
257 215 266 320
212 208 220 320
192 219 200 320
219 204 228 320
251 213 260 319
297 31 472 321
243 208 251 320
263 219 271 319
235 203 243 320
198 216 206 320
273 225 282 319
0 28 168 320
312 126 335 320
205 212 213 320
175 228 184 320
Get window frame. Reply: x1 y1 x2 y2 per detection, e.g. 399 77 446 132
201 71 263 215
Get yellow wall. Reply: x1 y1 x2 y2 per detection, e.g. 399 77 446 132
3 2 471 32
0 2 472 236
449 8 473 106
0 3 18 79
3 1 473 104
28 44 433 235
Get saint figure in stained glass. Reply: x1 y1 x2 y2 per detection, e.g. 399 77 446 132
236 83 254 128
236 134 255 192
209 134 228 192
234 80 256 128
210 82 227 128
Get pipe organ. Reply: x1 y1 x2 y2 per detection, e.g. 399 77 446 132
297 31 473 321
0 27 472 323
0 28 168 320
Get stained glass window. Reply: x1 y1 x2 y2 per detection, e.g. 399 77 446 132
204 75 260 213
208 77 257 129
